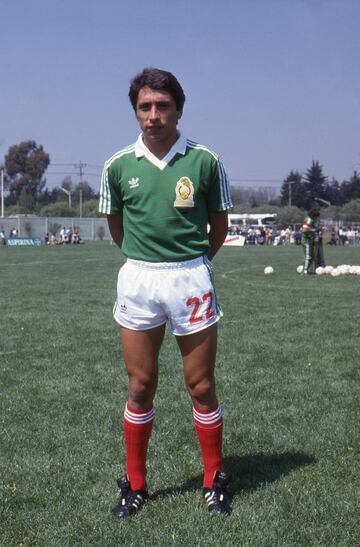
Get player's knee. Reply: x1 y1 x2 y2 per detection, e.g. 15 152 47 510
128 377 156 404
187 377 214 405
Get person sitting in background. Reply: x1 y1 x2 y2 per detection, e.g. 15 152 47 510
71 228 81 244
64 227 72 244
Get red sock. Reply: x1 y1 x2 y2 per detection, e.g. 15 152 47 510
123 403 154 491
193 403 223 488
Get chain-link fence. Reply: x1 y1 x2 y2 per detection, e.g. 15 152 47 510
0 216 111 241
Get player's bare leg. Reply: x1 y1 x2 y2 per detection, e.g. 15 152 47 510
112 324 165 518
121 324 165 410
177 323 232 515
177 323 218 409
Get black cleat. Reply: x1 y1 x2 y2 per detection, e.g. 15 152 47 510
203 470 232 515
112 475 148 518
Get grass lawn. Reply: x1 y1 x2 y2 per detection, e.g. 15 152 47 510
0 242 359 546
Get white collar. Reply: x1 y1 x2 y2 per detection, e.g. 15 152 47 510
134 133 187 170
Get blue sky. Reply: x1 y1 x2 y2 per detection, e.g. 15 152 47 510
1 0 359 192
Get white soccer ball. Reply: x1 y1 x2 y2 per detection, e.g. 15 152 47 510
331 268 341 277
316 267 324 275
339 264 351 275
297 265 304 274
324 266 333 275
264 266 274 275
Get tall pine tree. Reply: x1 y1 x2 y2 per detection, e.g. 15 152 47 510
303 160 327 210
280 170 304 208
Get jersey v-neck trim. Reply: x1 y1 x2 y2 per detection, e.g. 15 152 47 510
134 133 187 170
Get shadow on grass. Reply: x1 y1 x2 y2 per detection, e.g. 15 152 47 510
150 451 316 501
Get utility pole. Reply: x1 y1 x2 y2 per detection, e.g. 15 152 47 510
74 161 86 218
74 160 87 181
288 180 294 207
1 169 4 217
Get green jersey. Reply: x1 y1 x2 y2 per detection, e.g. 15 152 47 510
302 215 318 241
99 134 232 262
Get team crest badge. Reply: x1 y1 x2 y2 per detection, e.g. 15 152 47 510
174 177 194 208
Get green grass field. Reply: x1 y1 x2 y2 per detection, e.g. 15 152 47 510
1 242 359 546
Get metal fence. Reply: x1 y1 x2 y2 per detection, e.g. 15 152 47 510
0 216 111 241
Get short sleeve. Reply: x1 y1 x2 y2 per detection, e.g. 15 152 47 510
98 163 123 215
205 157 233 212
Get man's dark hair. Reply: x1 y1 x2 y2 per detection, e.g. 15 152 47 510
129 68 186 113
309 207 320 218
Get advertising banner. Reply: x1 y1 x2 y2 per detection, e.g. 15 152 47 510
6 237 43 246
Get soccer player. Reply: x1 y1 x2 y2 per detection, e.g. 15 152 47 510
301 207 321 274
99 68 233 517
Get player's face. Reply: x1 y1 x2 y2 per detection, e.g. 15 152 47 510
135 86 181 149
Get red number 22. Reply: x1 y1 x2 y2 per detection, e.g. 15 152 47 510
186 292 214 324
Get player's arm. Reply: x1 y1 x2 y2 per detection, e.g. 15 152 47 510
207 211 228 260
107 214 124 248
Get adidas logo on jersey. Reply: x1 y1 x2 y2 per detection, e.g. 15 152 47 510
128 177 140 189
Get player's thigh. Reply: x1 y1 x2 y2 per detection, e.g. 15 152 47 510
176 323 218 391
120 324 165 383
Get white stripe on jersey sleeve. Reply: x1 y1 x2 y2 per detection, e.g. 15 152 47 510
186 140 233 210
99 165 111 214
217 159 233 210
98 145 136 214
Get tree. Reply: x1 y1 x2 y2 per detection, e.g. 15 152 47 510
39 202 76 217
4 140 50 212
340 171 360 204
280 170 304 208
324 178 343 206
276 206 304 228
56 177 73 203
338 199 360 224
73 180 95 204
82 198 102 217
303 160 327 210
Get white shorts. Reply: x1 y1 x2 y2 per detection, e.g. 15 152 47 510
113 256 222 336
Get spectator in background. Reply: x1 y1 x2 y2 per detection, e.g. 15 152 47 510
294 228 302 245
279 228 286 245
338 227 347 245
257 227 265 245
65 227 72 244
0 229 6 245
328 230 337 245
265 227 273 245
60 226 66 243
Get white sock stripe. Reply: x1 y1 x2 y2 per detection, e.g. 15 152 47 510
193 405 223 425
124 404 155 424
